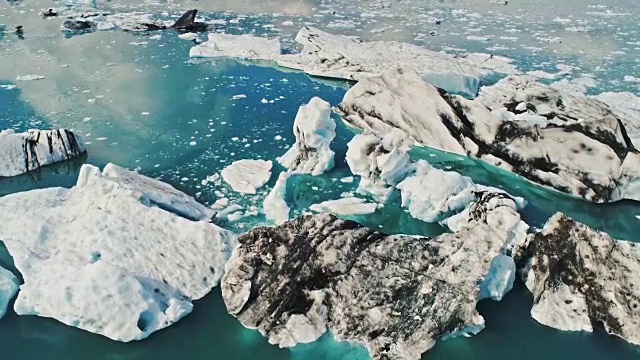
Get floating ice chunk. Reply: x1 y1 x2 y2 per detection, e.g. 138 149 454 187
397 160 476 223
309 197 379 216
0 267 19 319
189 33 281 60
478 255 516 301
278 97 336 176
16 75 45 81
221 159 272 194
0 163 236 341
178 32 198 41
278 27 518 97
345 131 415 202
263 172 290 225
0 129 86 177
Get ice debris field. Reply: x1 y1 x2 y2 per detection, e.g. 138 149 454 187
1 0 640 360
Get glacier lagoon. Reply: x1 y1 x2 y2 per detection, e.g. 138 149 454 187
1 0 640 359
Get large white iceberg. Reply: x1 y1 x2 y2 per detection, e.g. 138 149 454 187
0 267 19 320
221 159 272 194
0 129 86 177
278 27 518 97
278 97 336 176
189 33 282 61
0 163 237 341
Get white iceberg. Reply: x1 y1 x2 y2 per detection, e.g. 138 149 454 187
278 97 336 176
189 33 282 61
0 163 237 341
0 129 86 178
0 267 19 320
278 27 518 97
263 172 291 225
309 197 379 216
397 160 476 223
345 130 414 202
221 159 272 194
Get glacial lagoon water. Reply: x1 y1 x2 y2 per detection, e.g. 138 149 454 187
1 0 640 359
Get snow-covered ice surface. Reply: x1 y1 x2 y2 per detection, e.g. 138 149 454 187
0 163 236 341
190 33 281 60
0 267 19 320
221 159 272 194
263 172 291 225
0 129 86 177
278 97 336 176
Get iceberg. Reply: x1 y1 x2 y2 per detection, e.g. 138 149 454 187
517 213 640 346
0 129 86 178
222 214 517 359
345 130 414 202
0 267 19 320
263 172 290 225
189 33 282 60
278 97 336 176
0 163 236 341
338 67 640 203
221 159 272 194
278 27 518 97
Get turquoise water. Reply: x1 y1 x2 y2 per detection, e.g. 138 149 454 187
1 2 640 360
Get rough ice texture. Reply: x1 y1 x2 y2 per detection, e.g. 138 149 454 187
590 92 640 145
0 129 86 177
345 130 414 202
277 27 518 97
222 214 512 360
278 97 336 176
0 163 237 341
517 213 640 346
189 33 282 60
263 172 290 225
309 197 379 216
337 67 640 203
221 159 272 194
0 267 19 319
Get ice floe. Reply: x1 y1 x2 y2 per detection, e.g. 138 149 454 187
309 197 379 216
278 97 336 176
0 163 237 341
0 129 86 178
221 159 272 194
